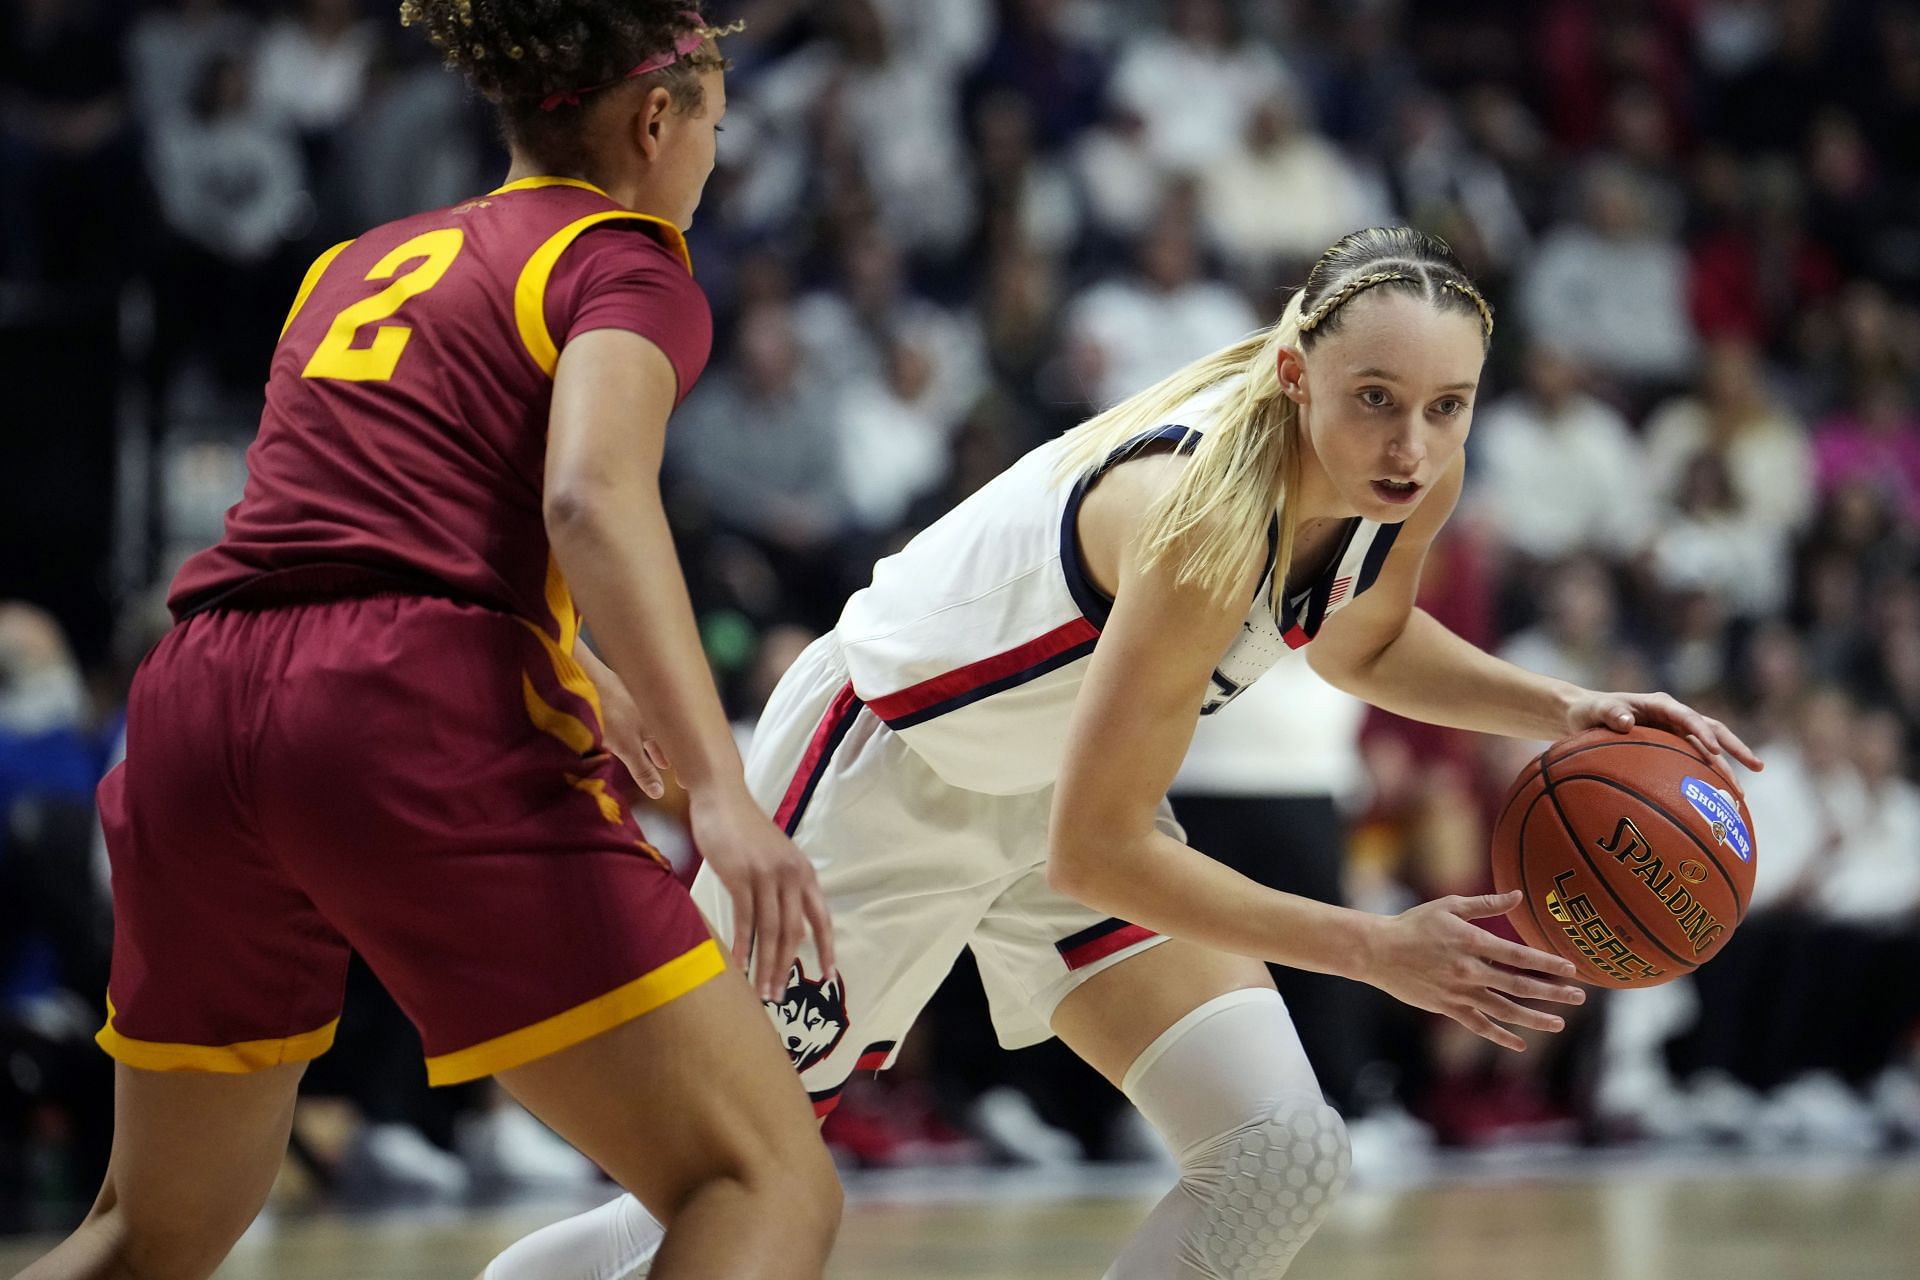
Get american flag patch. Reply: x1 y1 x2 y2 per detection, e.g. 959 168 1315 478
1327 576 1353 605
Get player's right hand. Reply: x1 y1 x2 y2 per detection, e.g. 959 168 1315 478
689 786 835 1002
1359 891 1585 1052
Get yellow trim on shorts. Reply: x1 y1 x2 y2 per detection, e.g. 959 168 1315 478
522 668 599 755
422 938 727 1086
95 996 338 1074
519 560 613 760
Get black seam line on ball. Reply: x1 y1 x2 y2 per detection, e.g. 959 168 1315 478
1547 736 1744 793
1549 771 1751 923
1494 761 1545 825
1538 759 1697 973
1517 784 1549 955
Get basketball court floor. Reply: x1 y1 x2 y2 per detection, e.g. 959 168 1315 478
3 1152 1914 1278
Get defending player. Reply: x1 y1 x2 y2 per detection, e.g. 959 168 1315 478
488 228 1762 1280
19 7 839 1280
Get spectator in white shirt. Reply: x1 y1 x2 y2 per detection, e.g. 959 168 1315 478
1200 86 1374 284
252 0 375 139
1643 338 1814 537
835 337 960 535
1815 709 1920 925
1494 556 1622 694
128 0 253 124
1064 207 1259 407
1519 160 1698 387
1107 0 1291 175
1470 343 1653 563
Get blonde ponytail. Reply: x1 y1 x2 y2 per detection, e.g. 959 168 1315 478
1052 225 1494 621
1053 290 1310 613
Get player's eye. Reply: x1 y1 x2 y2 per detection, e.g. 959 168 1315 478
1434 398 1467 416
1359 388 1391 408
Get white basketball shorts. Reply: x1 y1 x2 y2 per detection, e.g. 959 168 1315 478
692 633 1172 1116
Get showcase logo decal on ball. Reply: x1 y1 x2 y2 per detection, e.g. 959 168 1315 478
1680 777 1754 862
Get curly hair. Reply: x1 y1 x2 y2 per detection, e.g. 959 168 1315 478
399 0 737 172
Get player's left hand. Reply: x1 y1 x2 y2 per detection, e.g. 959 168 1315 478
1566 690 1764 775
598 681 671 800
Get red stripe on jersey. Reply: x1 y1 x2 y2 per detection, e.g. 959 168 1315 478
771 682 861 833
1282 624 1311 650
856 1048 890 1071
866 618 1099 722
1060 923 1157 971
1327 576 1352 605
812 1093 843 1118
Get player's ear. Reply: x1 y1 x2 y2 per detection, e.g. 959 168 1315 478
1277 344 1309 406
632 86 674 160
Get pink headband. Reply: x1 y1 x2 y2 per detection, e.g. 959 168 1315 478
538 12 709 112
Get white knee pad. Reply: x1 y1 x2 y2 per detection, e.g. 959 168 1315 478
1179 1095 1350 1276
1110 988 1351 1280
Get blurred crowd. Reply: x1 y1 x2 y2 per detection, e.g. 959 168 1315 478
5 0 1920 1228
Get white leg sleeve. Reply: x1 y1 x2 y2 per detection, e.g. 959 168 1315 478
483 1193 662 1280
1104 988 1350 1280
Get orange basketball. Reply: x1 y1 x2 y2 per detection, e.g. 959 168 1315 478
1489 725 1758 988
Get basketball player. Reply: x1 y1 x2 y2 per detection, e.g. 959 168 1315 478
18 7 840 1280
487 228 1761 1280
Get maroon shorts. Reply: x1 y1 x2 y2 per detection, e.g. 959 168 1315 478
97 594 722 1085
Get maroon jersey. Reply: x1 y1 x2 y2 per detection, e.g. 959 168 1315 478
169 176 712 640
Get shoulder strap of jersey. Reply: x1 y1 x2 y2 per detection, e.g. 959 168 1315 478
280 239 356 337
506 184 693 377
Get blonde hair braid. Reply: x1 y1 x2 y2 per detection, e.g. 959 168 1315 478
1053 226 1491 616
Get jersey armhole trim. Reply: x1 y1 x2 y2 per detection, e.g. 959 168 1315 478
1058 424 1202 630
279 239 355 338
513 211 694 377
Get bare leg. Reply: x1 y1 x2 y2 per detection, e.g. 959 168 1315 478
1051 938 1272 1087
17 1061 306 1280
495 966 840 1280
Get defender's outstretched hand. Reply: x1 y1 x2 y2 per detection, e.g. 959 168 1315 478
690 788 836 1003
595 676 672 801
1359 891 1585 1052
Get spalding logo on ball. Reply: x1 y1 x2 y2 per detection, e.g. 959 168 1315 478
1490 725 1759 989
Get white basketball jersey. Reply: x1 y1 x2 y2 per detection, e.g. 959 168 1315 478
835 401 1402 795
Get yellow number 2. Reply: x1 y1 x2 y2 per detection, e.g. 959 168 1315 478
303 228 465 383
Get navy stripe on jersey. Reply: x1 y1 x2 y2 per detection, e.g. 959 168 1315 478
1355 520 1403 595
1059 424 1199 630
1290 518 1367 637
1282 516 1359 635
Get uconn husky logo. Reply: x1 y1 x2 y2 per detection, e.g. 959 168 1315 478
767 962 847 1072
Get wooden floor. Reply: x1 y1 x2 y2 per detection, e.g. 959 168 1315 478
3 1157 1915 1278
